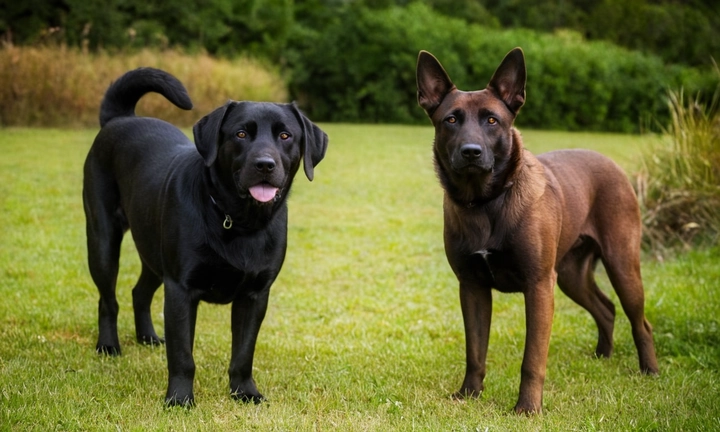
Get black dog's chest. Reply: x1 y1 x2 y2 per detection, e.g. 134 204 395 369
190 262 244 303
188 238 280 304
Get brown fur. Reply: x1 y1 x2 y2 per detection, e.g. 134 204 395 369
417 48 658 414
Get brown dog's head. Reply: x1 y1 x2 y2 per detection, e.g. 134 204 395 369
193 101 328 207
417 48 526 204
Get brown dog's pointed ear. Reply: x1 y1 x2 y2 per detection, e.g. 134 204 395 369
487 47 526 114
417 50 456 116
193 101 236 167
290 103 328 181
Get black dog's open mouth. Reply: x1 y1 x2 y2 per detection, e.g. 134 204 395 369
248 182 280 203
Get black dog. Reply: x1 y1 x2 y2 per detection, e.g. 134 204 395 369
83 68 328 406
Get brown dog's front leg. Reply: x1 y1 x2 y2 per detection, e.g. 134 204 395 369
515 277 555 414
455 282 492 399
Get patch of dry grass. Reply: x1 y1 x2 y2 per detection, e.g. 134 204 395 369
0 45 288 128
636 78 720 255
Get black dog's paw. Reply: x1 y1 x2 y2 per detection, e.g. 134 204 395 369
137 334 165 346
164 394 195 408
95 344 121 356
231 389 265 404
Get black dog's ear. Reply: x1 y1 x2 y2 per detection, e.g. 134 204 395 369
487 47 526 114
290 103 328 181
416 50 456 116
193 101 236 167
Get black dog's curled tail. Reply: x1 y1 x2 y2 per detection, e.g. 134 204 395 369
99 67 193 127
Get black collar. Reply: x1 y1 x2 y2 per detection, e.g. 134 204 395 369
209 194 234 229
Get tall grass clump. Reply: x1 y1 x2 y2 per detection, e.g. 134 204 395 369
637 71 720 253
0 45 288 128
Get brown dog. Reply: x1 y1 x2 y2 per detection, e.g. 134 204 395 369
416 48 659 413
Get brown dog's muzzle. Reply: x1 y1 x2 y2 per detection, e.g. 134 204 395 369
453 143 494 173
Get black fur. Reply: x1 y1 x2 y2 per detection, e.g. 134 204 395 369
83 67 328 406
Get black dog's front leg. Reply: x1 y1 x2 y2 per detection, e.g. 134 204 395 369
229 286 270 403
163 280 199 407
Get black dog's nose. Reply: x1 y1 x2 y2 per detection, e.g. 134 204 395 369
460 144 483 159
254 157 276 173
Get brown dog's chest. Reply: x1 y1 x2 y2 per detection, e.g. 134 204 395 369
450 246 536 293
444 198 545 293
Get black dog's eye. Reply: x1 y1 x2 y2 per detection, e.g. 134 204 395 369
236 131 247 139
445 116 457 124
279 132 291 140
487 117 497 125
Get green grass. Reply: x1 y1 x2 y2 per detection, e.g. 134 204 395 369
1 125 718 430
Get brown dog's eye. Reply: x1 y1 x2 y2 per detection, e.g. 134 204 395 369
488 117 497 125
446 116 457 124
279 132 290 140
236 131 247 139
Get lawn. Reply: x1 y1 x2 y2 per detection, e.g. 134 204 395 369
1 124 718 430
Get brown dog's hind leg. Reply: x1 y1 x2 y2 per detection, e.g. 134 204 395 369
556 241 616 358
601 250 659 375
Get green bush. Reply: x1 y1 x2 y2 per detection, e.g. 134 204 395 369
286 3 472 124
287 2 714 132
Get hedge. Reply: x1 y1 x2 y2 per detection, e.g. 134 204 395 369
286 2 714 132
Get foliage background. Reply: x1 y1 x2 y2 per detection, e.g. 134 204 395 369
1 0 719 131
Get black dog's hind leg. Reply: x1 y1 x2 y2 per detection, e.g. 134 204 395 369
229 285 271 403
133 263 164 346
84 174 126 356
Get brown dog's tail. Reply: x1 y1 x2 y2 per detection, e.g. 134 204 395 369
99 67 193 127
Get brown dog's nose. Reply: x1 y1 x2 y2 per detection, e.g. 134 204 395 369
254 157 276 173
460 144 483 159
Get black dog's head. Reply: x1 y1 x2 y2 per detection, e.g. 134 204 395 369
193 101 327 206
417 48 526 203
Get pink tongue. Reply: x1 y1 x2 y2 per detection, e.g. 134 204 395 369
249 184 278 203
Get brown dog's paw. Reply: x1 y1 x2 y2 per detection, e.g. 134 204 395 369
513 401 542 415
452 387 483 400
641 365 660 375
